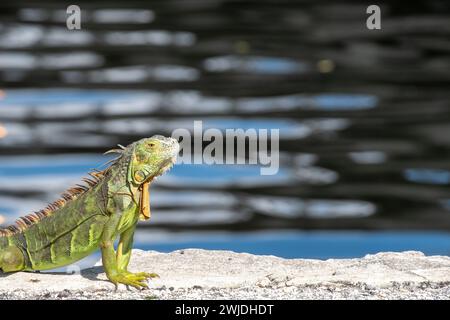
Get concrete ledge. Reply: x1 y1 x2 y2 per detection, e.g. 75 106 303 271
0 249 449 299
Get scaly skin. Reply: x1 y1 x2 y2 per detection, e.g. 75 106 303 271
0 135 179 289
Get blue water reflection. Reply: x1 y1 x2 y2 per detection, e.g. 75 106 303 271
135 231 450 259
404 168 450 185
0 155 106 176
0 89 141 105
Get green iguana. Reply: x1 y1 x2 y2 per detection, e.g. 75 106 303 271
0 135 179 289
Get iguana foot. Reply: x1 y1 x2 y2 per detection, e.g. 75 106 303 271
111 271 159 290
110 273 150 290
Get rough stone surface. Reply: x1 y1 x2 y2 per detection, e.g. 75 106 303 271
0 249 449 300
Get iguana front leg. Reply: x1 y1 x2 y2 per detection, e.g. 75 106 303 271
100 215 149 290
116 225 158 280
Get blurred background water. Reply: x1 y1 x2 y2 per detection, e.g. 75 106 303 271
0 0 449 265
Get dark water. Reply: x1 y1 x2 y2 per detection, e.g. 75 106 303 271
0 1 449 260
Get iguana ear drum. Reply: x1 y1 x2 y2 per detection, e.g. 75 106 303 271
134 170 146 183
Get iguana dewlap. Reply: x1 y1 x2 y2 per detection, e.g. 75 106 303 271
0 135 179 289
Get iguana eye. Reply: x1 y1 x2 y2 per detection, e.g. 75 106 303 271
148 142 155 148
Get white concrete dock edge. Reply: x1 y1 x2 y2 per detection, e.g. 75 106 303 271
0 249 449 299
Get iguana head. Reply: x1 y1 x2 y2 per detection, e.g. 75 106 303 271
128 135 179 186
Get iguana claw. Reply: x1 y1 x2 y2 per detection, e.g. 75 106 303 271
134 272 160 279
121 271 159 279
